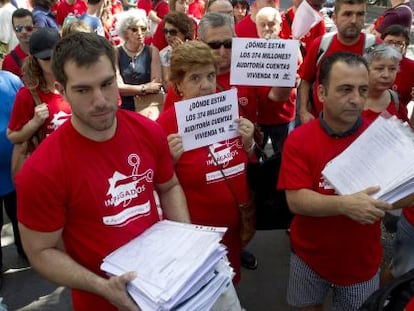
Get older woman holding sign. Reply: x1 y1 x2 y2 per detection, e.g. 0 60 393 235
157 40 255 285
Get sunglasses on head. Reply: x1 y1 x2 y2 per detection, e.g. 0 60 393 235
163 28 178 36
206 39 232 50
14 25 34 33
129 26 147 33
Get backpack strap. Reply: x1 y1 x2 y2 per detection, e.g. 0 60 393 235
10 50 22 68
363 33 377 52
388 89 400 112
316 32 336 66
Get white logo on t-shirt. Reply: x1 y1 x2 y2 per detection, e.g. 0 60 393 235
50 111 71 130
105 154 154 207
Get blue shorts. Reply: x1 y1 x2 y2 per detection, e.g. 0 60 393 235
391 214 414 277
287 253 379 311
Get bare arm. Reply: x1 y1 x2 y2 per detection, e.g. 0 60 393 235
116 47 162 96
298 79 315 124
18 224 140 311
392 193 414 210
286 186 392 225
267 87 292 102
7 103 49 144
156 174 190 223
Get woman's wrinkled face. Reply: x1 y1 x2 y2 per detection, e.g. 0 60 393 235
125 20 147 45
176 64 217 100
368 57 399 92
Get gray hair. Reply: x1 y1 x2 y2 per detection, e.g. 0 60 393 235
255 7 282 24
198 12 235 41
115 9 148 41
364 43 402 65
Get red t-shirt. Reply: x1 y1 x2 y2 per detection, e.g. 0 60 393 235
257 87 296 125
278 117 383 285
17 110 175 310
362 97 409 124
299 33 371 116
152 0 169 19
157 107 251 284
8 87 71 136
280 6 326 55
55 0 87 25
188 0 204 20
235 14 258 38
392 56 414 107
407 296 414 311
2 45 28 79
162 72 258 123
137 0 151 14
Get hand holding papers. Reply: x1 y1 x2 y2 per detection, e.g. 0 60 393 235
322 116 414 204
101 220 234 311
174 89 239 151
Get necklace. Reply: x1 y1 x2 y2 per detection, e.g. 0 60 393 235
123 43 144 55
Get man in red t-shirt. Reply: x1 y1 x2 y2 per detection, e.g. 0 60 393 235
16 33 190 311
298 0 377 124
278 52 408 310
2 9 33 79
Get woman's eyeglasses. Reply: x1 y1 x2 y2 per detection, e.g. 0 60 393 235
14 25 34 33
163 28 179 36
206 39 232 50
129 26 147 33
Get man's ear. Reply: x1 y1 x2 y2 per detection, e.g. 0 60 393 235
332 12 337 24
317 84 326 104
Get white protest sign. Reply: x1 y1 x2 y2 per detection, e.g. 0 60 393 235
174 89 239 151
230 38 299 87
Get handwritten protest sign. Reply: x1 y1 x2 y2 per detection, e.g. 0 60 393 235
230 38 299 87
175 89 239 151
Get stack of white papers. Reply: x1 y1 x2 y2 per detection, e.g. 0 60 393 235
101 220 234 311
322 115 414 204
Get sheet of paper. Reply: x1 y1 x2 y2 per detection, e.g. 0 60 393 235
292 0 322 39
100 220 231 310
322 116 414 203
230 38 299 87
174 89 239 151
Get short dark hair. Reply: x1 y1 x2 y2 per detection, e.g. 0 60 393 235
164 12 195 41
334 0 365 13
319 52 368 88
52 33 116 88
381 24 410 46
12 8 33 26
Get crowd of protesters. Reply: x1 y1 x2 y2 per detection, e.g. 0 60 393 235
1 0 414 309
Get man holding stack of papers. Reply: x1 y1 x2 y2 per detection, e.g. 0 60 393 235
278 52 414 310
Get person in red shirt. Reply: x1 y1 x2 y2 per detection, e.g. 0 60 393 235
255 7 296 154
157 40 255 285
2 8 33 79
235 0 275 38
231 0 249 23
278 52 407 310
362 43 408 123
55 0 87 25
298 0 377 124
16 32 191 311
